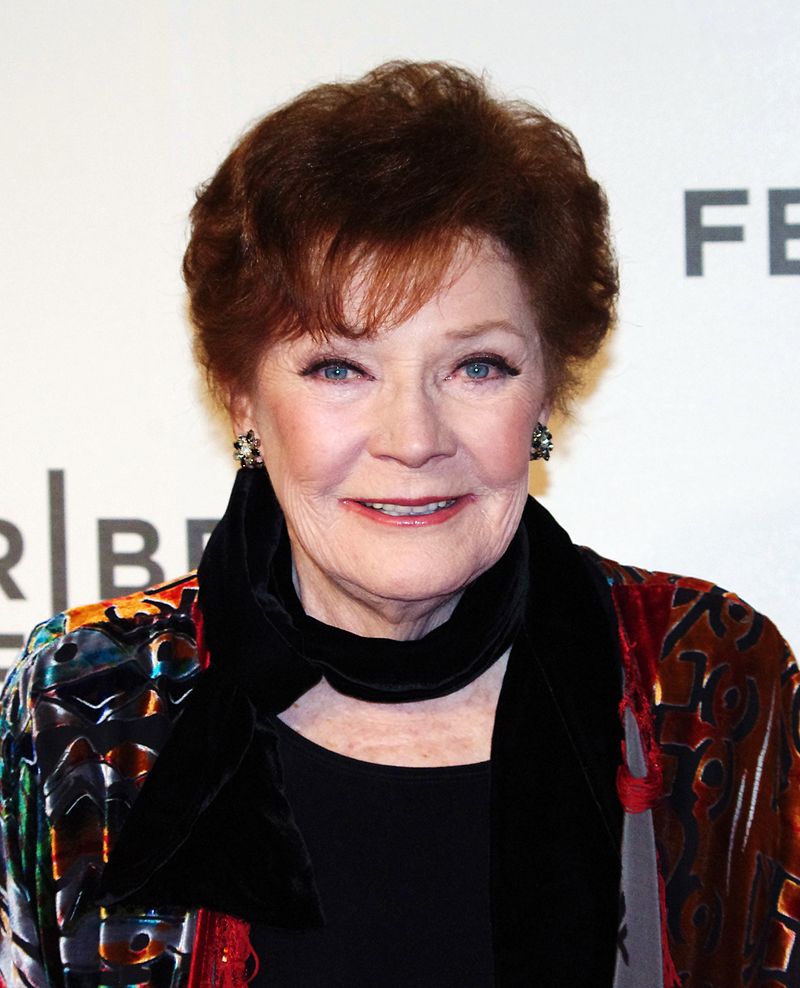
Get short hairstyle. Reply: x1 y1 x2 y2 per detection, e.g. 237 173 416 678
183 61 617 409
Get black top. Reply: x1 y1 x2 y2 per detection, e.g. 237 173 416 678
250 716 494 987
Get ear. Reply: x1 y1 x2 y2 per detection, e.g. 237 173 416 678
537 400 553 428
227 389 253 438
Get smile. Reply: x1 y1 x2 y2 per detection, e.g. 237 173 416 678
360 499 456 517
340 496 471 527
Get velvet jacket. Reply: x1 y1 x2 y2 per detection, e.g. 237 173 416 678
1 549 798 987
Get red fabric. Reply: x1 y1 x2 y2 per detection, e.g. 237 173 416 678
615 758 663 814
192 599 210 670
612 584 674 694
188 909 258 987
611 584 673 814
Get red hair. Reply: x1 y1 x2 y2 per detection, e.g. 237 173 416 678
183 61 617 408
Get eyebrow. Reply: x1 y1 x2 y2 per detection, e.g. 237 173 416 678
298 318 532 356
444 320 531 341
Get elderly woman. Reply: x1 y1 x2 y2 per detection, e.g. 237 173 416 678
1 61 798 988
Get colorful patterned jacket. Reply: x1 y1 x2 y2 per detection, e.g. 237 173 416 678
1 557 798 987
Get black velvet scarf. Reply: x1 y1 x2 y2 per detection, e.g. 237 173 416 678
99 468 624 984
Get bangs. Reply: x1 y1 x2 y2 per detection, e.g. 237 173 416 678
270 228 482 344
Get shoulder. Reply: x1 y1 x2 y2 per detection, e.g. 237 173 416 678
1 574 202 737
579 546 791 670
0 578 203 981
583 545 738 598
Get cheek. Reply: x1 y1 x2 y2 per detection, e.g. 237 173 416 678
465 404 535 484
262 399 362 492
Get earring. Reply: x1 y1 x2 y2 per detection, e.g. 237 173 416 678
233 430 264 469
529 422 553 461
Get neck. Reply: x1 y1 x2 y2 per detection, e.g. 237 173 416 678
292 557 463 640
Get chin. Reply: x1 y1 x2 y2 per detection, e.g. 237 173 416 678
345 557 485 608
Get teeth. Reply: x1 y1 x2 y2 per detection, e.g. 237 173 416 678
361 499 456 516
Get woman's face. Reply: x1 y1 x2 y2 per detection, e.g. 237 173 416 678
232 240 550 634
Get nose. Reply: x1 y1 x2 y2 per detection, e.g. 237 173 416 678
366 382 457 468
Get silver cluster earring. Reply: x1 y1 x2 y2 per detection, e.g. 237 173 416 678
529 422 553 461
233 430 264 469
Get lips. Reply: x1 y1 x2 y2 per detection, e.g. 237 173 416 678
359 499 456 517
340 495 471 527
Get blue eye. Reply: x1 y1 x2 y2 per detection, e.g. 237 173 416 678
454 354 520 382
301 359 365 381
464 361 490 379
322 364 351 380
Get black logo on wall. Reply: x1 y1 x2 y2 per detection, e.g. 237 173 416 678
0 470 217 653
685 189 800 276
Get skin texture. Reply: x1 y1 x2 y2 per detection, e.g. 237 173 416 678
232 239 550 764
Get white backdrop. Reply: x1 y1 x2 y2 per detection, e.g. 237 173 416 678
1 0 798 668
